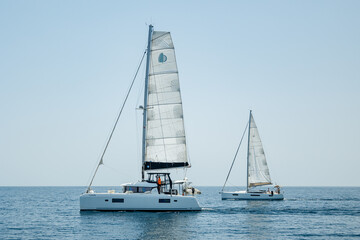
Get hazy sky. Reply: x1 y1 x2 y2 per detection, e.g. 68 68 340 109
1 1 359 187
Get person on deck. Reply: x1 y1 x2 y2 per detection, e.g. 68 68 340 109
157 176 161 194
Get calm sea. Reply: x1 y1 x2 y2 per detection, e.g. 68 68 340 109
0 186 359 239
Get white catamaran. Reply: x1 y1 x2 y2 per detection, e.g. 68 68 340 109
80 25 201 211
220 110 284 200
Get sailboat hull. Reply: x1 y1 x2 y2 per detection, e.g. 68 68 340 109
221 191 284 200
80 193 201 211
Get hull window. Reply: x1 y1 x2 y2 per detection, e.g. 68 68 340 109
112 198 124 203
159 199 170 203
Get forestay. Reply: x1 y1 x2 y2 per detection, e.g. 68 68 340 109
248 113 272 187
144 31 189 170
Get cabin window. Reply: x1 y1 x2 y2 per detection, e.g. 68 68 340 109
123 186 153 193
159 199 170 203
105 199 109 202
112 198 124 203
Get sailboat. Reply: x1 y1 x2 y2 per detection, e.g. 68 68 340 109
80 25 201 211
220 110 284 200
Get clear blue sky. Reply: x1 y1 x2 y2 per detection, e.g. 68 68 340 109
1 1 359 186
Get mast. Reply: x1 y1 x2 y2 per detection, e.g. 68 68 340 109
142 24 153 180
246 110 252 192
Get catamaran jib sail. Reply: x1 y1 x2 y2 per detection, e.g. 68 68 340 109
247 113 272 188
144 31 189 170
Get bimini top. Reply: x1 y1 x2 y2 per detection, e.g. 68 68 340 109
121 181 157 188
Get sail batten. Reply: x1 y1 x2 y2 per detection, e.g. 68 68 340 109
151 47 175 51
247 113 272 188
149 71 178 76
144 30 189 171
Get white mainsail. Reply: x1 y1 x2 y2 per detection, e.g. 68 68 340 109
144 31 189 170
247 113 272 188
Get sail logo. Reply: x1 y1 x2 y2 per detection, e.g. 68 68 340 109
158 53 167 63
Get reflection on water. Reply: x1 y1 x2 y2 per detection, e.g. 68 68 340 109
79 211 200 239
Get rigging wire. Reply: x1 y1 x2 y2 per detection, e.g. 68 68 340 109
221 121 249 192
86 50 147 192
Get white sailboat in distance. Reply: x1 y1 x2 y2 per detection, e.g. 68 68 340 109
80 25 201 211
220 110 284 200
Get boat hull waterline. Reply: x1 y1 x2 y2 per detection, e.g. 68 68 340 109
221 191 284 200
80 193 201 211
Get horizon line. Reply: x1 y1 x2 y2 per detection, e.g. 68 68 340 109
0 185 359 188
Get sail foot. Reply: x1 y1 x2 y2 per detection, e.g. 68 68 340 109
144 161 189 170
249 182 272 188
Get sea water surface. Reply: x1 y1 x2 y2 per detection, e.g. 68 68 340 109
0 187 359 239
